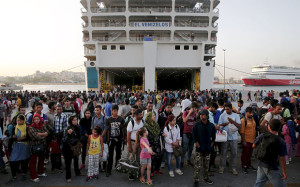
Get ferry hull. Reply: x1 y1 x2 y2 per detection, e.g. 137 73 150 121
242 79 300 86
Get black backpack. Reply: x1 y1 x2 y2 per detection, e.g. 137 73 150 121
255 133 280 165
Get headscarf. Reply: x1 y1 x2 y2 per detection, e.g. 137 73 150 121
15 115 27 138
31 113 43 130
144 112 160 137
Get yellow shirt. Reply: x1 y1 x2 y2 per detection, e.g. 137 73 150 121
88 135 101 155
16 98 21 109
240 117 256 143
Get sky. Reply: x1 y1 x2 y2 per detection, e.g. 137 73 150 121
0 0 300 78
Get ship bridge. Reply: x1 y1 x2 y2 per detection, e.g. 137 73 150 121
81 0 219 91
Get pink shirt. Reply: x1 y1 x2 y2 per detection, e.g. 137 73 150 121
281 125 292 144
140 137 151 159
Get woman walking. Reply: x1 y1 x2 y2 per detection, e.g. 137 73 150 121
62 115 82 183
28 114 48 183
8 115 30 182
80 109 92 169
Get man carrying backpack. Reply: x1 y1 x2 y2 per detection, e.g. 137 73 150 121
240 107 257 174
253 119 287 187
260 104 282 133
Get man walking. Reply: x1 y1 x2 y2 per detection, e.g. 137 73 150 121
217 103 241 175
253 119 287 187
193 110 216 186
240 107 257 174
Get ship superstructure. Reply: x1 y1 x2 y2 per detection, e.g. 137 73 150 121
81 0 219 91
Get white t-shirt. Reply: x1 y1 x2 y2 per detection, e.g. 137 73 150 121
181 99 192 112
264 112 282 123
42 104 49 114
127 119 144 141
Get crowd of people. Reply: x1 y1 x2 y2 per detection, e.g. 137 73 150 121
0 89 299 186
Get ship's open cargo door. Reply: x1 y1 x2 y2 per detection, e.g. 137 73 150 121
156 68 193 90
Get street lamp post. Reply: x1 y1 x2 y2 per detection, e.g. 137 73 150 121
223 49 226 90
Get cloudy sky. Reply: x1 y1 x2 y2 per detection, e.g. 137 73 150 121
0 0 299 78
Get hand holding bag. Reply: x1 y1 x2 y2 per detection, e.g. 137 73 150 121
215 130 227 142
170 126 182 157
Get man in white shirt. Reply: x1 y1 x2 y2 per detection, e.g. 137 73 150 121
260 104 282 132
126 109 144 180
237 100 246 118
181 94 192 112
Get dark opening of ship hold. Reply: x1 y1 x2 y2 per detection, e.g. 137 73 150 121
156 68 192 90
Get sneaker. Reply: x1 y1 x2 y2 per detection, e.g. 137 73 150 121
169 171 175 177
243 166 248 174
203 178 214 185
80 164 85 170
218 168 224 174
154 170 162 176
146 179 154 186
175 169 183 175
128 175 135 181
193 181 200 187
31 178 40 183
38 173 47 177
231 169 238 175
140 177 146 183
44 159 49 165
289 158 292 162
86 176 92 182
160 162 165 168
248 166 257 172
67 179 72 183
187 161 194 167
286 161 289 165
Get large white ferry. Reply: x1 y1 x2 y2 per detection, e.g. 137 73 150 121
242 64 300 86
81 0 219 91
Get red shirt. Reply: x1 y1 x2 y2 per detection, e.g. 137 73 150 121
182 110 197 133
48 141 60 154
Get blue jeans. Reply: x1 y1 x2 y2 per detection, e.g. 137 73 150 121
254 166 286 187
166 152 181 171
181 133 194 163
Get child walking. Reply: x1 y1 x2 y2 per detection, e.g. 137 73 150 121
281 119 292 164
48 134 62 172
86 127 103 181
139 127 155 186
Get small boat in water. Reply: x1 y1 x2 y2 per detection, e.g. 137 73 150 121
0 83 23 91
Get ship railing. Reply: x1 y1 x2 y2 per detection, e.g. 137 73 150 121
205 50 216 55
85 48 96 55
129 22 172 27
174 22 209 27
129 7 172 13
92 22 126 27
91 7 126 13
174 37 208 42
92 37 126 42
175 7 210 13
129 36 171 41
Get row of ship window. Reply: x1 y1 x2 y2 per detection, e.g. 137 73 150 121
100 45 199 50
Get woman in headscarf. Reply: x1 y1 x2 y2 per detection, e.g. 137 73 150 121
28 113 49 183
79 109 92 169
144 112 164 176
7 114 30 183
62 115 81 183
